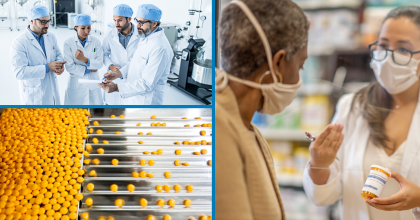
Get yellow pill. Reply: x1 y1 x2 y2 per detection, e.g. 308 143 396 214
147 173 154 178
96 130 103 134
151 115 156 119
88 170 96 178
151 151 157 154
136 123 141 126
163 214 172 220
89 128 94 134
193 152 200 155
186 185 193 192
151 122 156 127
201 140 208 145
92 159 100 165
182 140 189 145
92 138 99 144
195 117 201 119
111 159 119 166
115 131 121 134
175 150 181 155
184 199 191 207
207 142 212 145
167 199 175 207
107 217 115 220
131 172 139 178
97 148 104 154
86 183 94 191
119 115 125 118
143 151 150 155
156 199 165 207
140 160 147 166
155 185 163 192
83 159 91 165
200 130 206 136
86 144 93 152
80 213 89 220
110 184 118 192
157 149 163 155
93 121 99 126
114 199 124 207
138 141 144 144
174 160 181 166
75 193 83 200
182 117 187 119
184 124 190 127
207 160 212 166
199 216 209 220
173 184 181 192
139 198 147 207
174 141 180 145
162 122 166 126
85 198 93 206
164 171 171 178
110 115 115 118
138 132 143 135
102 140 109 144
77 177 84 183
146 215 156 220
163 185 171 192
201 123 207 127
140 171 147 178
194 124 201 127
148 160 155 166
182 162 189 166
127 184 135 192
147 132 152 135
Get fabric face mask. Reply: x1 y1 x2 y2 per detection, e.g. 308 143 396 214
370 50 420 94
215 0 302 115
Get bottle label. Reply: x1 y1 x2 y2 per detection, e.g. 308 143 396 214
362 169 389 197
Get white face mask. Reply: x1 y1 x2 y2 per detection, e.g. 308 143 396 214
370 50 420 94
215 0 302 115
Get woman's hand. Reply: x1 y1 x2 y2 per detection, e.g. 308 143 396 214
365 171 420 211
308 123 344 185
309 122 344 168
75 49 88 63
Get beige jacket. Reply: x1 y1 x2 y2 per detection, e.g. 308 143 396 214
215 84 285 220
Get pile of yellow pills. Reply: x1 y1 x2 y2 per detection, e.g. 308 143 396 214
0 108 89 219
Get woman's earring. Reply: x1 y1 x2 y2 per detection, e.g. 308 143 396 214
258 71 271 84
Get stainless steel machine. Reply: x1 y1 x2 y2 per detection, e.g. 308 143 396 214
80 108 212 220
0 0 12 31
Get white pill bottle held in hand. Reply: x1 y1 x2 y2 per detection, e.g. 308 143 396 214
361 165 391 199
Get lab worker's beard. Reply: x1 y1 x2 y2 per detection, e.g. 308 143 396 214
139 26 152 38
118 21 130 33
31 24 48 35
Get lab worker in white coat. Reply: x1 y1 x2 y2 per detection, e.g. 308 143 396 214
303 6 420 220
10 5 66 105
102 4 141 105
63 14 103 105
99 4 173 105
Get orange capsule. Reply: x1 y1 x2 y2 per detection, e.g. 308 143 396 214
193 152 200 155
200 130 206 136
207 142 212 145
138 132 143 135
167 199 176 207
93 121 99 126
102 140 109 144
164 171 171 178
155 185 163 192
184 124 190 127
136 123 141 126
115 131 121 134
143 151 150 155
184 199 192 207
151 115 156 119
175 150 181 155
111 159 119 166
173 184 181 192
148 160 155 166
139 198 147 207
201 140 208 145
195 117 201 119
182 162 189 166
182 140 189 145
97 148 104 154
163 185 171 192
174 141 180 145
147 173 154 178
92 138 99 144
163 214 172 220
138 141 144 144
156 199 165 207
89 170 97 177
96 130 103 134
110 115 116 118
86 183 94 191
114 199 123 207
110 184 118 192
147 132 152 135
156 149 163 155
127 184 135 192
174 160 181 166
119 115 125 118
131 172 139 178
85 198 93 206
186 185 193 192
146 215 156 220
140 171 147 178
139 160 147 166
182 117 187 119
92 158 100 165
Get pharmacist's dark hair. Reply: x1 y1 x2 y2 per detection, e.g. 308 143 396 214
219 0 309 79
351 6 420 152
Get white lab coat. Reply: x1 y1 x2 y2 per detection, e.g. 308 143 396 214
10 28 64 105
102 23 140 105
118 29 173 105
303 92 420 220
63 34 104 105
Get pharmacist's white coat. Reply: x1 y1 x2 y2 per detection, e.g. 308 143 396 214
302 92 420 220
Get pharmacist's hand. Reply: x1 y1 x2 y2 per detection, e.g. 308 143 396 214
365 171 420 211
309 123 344 168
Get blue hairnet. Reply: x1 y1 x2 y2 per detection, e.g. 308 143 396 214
27 5 49 20
113 4 133 17
136 4 162 21
74 14 91 26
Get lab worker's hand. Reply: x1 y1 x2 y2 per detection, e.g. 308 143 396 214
103 71 122 82
75 49 88 63
365 171 420 211
52 61 67 75
109 65 120 72
48 61 65 73
98 82 119 93
309 122 344 168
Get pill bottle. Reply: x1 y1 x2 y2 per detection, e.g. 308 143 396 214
361 165 391 199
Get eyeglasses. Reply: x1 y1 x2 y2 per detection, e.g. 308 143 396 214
369 41 420 65
134 18 151 26
35 19 51 25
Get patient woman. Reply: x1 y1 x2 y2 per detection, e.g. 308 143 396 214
303 6 420 220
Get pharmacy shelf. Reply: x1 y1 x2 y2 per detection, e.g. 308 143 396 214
297 81 333 96
260 128 323 141
294 0 362 10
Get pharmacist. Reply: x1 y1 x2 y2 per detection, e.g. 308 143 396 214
214 0 317 219
303 6 420 220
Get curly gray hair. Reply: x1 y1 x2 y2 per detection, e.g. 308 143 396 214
219 0 309 79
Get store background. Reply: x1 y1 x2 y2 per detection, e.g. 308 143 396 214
216 0 420 219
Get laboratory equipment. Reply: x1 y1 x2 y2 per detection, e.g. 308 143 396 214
191 41 212 86
14 0 28 31
168 38 212 105
67 12 76 29
0 0 12 31
87 0 101 34
161 24 178 49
